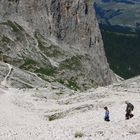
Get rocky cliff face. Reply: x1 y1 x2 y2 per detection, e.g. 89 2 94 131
0 0 117 90
0 62 47 88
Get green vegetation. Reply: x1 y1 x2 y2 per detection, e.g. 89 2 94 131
35 67 56 76
67 80 80 91
74 131 84 138
19 58 37 72
48 114 60 121
59 56 82 70
20 58 56 76
101 27 140 79
56 56 83 90
56 79 65 85
1 20 24 32
56 78 80 91
0 36 12 43
20 59 37 67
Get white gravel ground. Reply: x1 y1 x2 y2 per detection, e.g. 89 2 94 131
0 76 140 140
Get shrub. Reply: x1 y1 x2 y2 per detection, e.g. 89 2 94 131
75 131 84 138
48 114 60 121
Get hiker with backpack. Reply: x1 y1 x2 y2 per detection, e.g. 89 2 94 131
125 101 134 120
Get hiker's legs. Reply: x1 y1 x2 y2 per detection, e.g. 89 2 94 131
125 112 130 119
129 110 134 118
104 116 110 121
125 110 132 119
130 114 134 118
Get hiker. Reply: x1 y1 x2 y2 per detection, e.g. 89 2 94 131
104 106 110 121
125 101 134 120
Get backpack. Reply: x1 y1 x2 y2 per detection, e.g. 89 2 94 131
129 103 134 111
131 104 134 111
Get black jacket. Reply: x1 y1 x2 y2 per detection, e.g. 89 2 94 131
126 103 134 112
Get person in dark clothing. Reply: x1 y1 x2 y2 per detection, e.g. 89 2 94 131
104 106 110 121
125 101 134 120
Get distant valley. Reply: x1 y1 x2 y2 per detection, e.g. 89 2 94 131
94 0 140 79
94 0 140 29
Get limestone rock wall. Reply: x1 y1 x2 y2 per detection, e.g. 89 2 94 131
0 0 117 90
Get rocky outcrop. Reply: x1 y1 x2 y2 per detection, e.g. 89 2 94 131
0 62 47 88
0 0 117 90
0 62 76 96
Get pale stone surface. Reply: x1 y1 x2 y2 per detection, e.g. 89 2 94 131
0 75 140 140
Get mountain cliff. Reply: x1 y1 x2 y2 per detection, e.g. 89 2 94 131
0 0 117 90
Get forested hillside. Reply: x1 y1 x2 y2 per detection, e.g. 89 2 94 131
101 25 140 79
